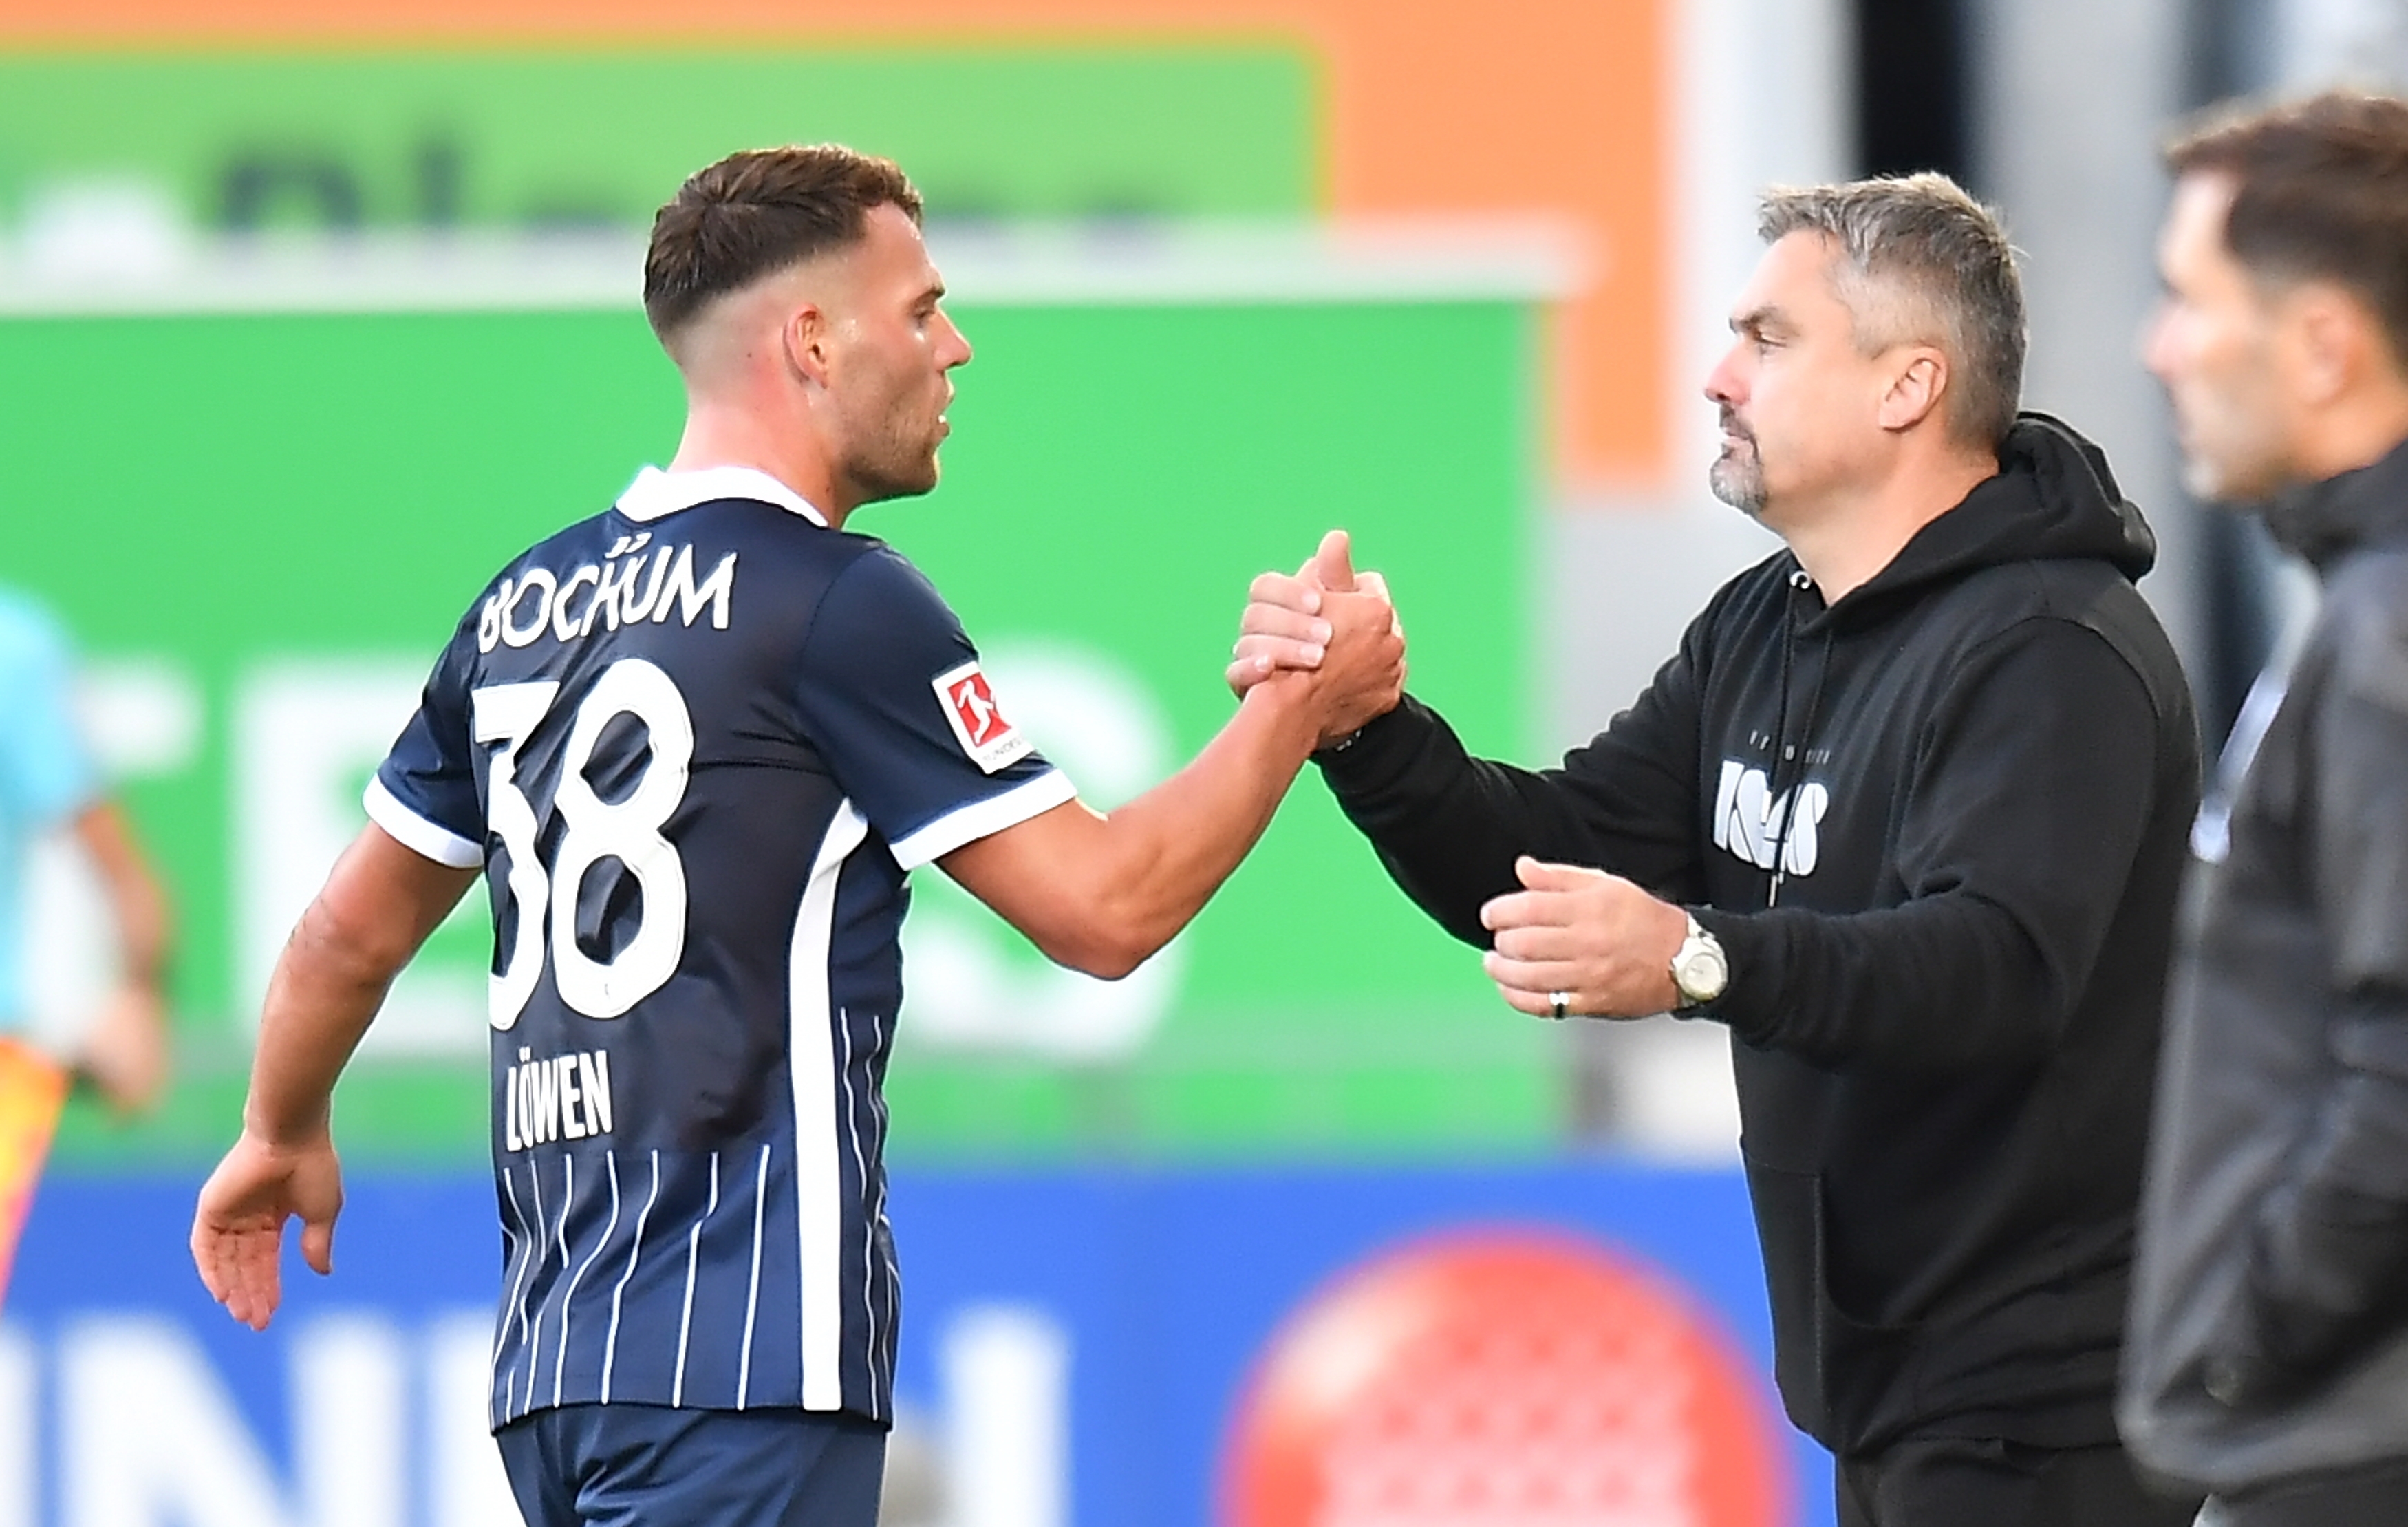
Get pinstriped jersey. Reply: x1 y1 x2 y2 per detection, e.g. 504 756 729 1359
368 465 1073 1429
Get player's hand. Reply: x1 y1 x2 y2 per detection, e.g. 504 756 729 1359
1226 529 1404 697
1479 856 1687 1020
76 979 170 1117
191 1127 343 1331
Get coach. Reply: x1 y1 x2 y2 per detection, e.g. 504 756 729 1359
1234 175 2202 1526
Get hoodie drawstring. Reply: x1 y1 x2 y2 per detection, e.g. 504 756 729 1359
1767 568 1835 908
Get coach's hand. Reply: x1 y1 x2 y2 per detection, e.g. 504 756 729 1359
1479 856 1686 1020
1289 585 1407 746
1226 529 1404 698
192 1126 343 1331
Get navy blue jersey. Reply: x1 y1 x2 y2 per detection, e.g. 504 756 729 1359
369 466 1072 1429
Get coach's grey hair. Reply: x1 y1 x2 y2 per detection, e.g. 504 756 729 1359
1758 173 2027 451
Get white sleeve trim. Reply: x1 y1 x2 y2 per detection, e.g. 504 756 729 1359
886 769 1079 871
363 776 484 869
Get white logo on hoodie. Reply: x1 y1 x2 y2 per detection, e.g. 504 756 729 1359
1713 758 1828 876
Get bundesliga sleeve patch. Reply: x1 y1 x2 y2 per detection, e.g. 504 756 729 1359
932 660 1034 774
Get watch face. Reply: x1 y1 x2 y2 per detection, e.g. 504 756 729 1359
1676 943 1727 1003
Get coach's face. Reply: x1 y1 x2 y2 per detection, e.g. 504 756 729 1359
825 204 974 505
1703 232 1896 531
2145 173 2299 503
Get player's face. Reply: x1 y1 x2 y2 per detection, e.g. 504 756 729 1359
1702 233 1899 528
827 204 974 506
2145 173 2300 503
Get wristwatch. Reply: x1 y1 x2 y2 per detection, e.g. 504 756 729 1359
1669 914 1728 1010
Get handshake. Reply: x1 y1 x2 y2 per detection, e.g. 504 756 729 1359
1223 529 1690 1023
1223 528 1408 749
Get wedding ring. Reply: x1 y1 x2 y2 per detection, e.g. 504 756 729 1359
1549 990 1569 1021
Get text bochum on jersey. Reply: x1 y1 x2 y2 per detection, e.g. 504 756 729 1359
366 466 1073 1431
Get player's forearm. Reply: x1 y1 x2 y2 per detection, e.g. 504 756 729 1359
239 829 476 1146
241 899 410 1145
1067 675 1324 974
947 615 1395 975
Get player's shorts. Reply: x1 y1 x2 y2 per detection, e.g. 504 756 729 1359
496 1402 886 1527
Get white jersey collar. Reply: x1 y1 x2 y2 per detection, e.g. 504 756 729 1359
614 464 830 527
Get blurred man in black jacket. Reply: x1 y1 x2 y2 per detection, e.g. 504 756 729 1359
2119 91 2408 1527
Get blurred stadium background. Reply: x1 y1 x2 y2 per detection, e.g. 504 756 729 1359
0 0 2392 1523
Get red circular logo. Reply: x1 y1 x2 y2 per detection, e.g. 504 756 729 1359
1219 1228 1789 1526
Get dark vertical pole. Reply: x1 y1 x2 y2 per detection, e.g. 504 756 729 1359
1856 0 1972 182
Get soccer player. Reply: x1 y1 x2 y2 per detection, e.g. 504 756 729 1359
189 145 1401 1526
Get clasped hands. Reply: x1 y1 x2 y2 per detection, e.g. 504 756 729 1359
1229 531 1688 1021
1224 529 1407 749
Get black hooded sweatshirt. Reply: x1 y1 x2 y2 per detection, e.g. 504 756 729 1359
1318 414 2201 1454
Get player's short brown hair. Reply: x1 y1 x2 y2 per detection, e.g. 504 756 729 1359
2166 90 2408 373
643 145 923 341
1757 174 2027 452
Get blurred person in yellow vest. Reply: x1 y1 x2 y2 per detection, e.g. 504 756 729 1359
0 584 173 1297
2120 90 2408 1527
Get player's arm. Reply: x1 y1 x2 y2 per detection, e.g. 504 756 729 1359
67 799 175 1115
941 594 1401 978
192 825 477 1331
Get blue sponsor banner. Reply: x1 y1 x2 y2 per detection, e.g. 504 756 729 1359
2 1164 1831 1527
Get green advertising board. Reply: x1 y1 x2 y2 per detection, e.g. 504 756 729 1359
0 47 1318 235
0 249 1554 1168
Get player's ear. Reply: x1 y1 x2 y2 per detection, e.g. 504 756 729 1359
783 302 834 390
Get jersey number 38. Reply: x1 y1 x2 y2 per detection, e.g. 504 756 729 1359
471 659 696 1029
